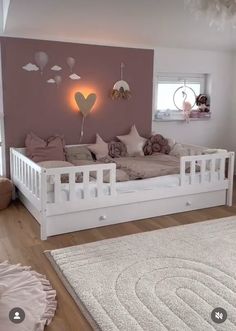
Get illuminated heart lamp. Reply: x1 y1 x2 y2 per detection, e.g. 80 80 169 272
74 91 97 142
74 92 97 117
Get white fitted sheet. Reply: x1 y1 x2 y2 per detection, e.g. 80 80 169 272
47 172 219 203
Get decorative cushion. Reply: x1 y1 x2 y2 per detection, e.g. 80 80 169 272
65 146 93 163
108 141 127 158
0 177 13 210
143 134 171 155
117 125 146 156
88 134 109 160
25 132 65 163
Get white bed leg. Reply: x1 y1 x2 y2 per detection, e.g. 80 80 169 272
40 214 47 240
227 152 235 206
40 230 47 241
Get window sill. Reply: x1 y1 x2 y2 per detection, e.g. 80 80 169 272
153 117 211 123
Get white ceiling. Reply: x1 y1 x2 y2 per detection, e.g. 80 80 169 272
2 0 236 51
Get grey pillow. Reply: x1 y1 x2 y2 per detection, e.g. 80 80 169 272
65 146 93 163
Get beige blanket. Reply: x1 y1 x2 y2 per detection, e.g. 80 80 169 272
114 153 180 180
98 153 180 181
71 154 180 182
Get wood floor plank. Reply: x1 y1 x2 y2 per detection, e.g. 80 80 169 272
0 182 236 331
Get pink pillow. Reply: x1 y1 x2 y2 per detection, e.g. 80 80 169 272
25 132 65 162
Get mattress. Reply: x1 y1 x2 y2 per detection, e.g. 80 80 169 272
47 172 218 203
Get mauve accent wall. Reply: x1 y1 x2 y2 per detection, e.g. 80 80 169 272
1 37 153 174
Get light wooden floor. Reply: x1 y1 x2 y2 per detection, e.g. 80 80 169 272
1 188 236 331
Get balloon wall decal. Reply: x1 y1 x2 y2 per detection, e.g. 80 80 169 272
22 52 81 86
67 57 76 72
54 75 62 87
34 51 49 75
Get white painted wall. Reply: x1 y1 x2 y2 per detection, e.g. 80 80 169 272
227 53 236 156
152 47 233 150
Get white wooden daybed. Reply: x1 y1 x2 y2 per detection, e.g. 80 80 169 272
10 144 235 240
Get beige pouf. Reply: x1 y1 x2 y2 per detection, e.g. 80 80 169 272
0 177 13 210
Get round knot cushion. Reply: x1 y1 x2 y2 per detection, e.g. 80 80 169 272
0 177 13 210
143 134 171 155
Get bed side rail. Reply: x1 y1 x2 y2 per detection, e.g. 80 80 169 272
180 151 234 199
10 148 42 209
44 163 117 204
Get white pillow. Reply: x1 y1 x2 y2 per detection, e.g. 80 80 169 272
117 125 146 156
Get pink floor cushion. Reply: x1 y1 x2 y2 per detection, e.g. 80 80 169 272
0 261 57 331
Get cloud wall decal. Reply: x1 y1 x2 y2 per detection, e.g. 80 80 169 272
47 79 56 83
51 65 62 71
22 63 39 71
69 73 81 80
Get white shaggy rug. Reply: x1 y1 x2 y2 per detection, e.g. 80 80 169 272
46 217 236 331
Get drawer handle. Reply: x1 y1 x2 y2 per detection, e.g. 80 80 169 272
186 201 192 206
99 215 107 221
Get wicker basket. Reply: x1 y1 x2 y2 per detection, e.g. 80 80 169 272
0 177 13 210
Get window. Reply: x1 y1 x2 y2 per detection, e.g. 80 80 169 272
155 73 206 113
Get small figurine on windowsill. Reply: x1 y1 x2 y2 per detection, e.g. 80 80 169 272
196 94 210 113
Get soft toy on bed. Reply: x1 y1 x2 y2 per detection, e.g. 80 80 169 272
143 134 171 156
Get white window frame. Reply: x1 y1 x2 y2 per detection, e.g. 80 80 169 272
155 73 206 113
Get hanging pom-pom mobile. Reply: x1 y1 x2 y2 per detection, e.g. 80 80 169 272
111 62 131 100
